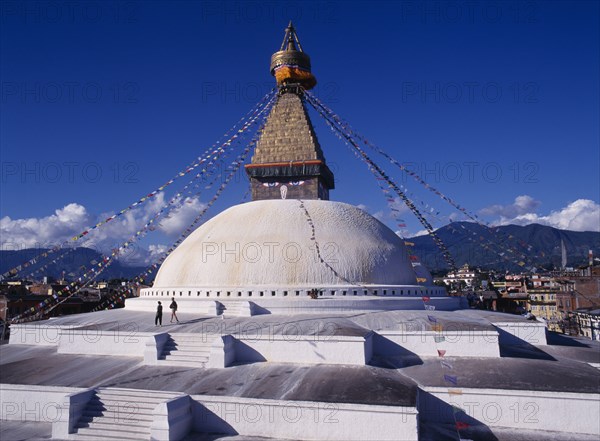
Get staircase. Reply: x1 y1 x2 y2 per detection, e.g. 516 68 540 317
221 300 253 317
72 388 180 440
158 333 213 367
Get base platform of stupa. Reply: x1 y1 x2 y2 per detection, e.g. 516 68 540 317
127 291 464 316
2 308 599 440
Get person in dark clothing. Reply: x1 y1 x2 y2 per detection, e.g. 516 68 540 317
170 298 179 323
155 301 163 326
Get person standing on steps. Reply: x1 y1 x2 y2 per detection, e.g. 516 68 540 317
170 297 179 323
155 301 163 326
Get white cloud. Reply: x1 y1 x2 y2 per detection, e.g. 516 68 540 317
157 196 207 236
1 194 208 265
0 203 91 249
448 212 462 222
487 198 600 232
148 243 169 259
479 195 541 218
72 193 171 252
388 197 411 215
120 243 169 266
358 198 410 222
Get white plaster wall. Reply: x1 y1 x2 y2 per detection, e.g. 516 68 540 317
56 329 147 356
379 331 500 358
191 395 418 441
9 324 65 346
422 387 600 436
234 335 371 365
151 395 193 441
140 285 447 299
127 296 462 314
494 322 547 345
0 384 82 423
126 296 221 314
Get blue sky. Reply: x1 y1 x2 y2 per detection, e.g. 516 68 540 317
1 1 599 261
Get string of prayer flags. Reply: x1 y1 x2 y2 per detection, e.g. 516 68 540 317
306 90 481 223
12 111 271 323
452 405 464 415
306 90 550 271
298 200 358 286
306 94 457 271
2 90 277 282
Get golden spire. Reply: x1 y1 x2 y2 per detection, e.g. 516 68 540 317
270 21 317 90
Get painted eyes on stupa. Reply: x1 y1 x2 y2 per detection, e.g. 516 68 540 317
262 181 305 187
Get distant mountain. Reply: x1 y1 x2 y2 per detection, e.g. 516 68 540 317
407 222 600 272
2 223 599 280
0 247 147 281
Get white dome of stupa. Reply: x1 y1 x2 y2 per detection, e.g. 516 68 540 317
153 199 418 289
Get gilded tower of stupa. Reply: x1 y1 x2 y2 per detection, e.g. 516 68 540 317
245 22 335 201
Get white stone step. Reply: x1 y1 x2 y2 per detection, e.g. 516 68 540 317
221 301 253 317
87 399 160 412
164 342 213 349
78 415 151 427
72 427 148 440
85 400 157 412
96 388 179 400
77 420 150 434
81 408 154 420
72 388 189 441
162 351 211 359
156 358 207 367
92 395 163 403
163 340 212 351
159 334 214 366
163 349 209 356
161 355 208 363
169 336 215 343
161 347 209 355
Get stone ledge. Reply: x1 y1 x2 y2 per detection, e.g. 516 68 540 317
420 386 600 435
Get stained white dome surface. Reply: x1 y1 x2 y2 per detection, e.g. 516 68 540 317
153 199 419 288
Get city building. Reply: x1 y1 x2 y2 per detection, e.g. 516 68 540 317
442 264 478 289
570 308 600 341
526 288 560 331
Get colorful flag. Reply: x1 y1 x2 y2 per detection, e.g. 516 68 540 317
444 374 457 385
456 421 469 430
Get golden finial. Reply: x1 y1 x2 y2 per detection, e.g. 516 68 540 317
270 22 316 90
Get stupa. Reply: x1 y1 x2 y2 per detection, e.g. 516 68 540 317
130 21 454 316
1 23 598 441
